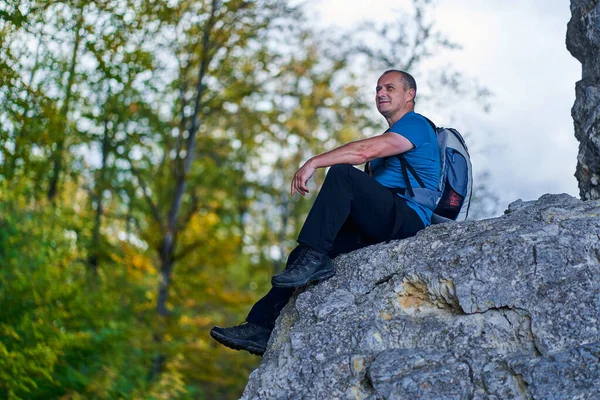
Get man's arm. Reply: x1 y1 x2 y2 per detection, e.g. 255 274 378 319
291 132 413 196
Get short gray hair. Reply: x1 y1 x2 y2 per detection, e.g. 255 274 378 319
382 69 417 103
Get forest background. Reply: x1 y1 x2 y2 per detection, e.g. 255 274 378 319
0 0 578 399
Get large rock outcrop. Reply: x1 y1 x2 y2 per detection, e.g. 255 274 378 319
241 194 600 399
567 0 600 200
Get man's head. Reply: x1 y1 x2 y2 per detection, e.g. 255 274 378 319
375 70 417 124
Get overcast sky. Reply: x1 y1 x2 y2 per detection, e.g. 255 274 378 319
313 0 581 213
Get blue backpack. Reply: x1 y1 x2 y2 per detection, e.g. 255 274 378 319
397 117 473 223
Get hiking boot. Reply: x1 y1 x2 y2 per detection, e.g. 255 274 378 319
210 322 271 356
271 246 334 288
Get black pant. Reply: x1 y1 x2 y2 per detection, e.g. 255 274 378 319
246 164 424 329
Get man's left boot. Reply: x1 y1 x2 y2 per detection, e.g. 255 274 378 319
210 322 271 356
271 245 334 288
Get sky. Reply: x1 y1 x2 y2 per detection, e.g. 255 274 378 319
313 0 581 213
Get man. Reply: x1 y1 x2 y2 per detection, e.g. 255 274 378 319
210 70 440 355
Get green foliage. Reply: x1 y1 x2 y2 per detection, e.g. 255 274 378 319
0 195 145 399
0 186 263 399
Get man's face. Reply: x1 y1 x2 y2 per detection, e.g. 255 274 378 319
375 72 415 119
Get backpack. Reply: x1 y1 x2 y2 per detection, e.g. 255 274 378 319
397 117 473 223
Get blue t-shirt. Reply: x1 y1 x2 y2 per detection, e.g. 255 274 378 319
369 111 440 226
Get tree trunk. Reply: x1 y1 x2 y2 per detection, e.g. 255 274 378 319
154 0 220 315
7 41 41 181
88 119 110 273
275 189 289 273
157 236 175 316
48 8 83 201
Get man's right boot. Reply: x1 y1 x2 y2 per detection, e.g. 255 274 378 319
210 322 272 356
271 245 335 288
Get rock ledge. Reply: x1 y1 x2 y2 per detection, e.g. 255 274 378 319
242 194 600 399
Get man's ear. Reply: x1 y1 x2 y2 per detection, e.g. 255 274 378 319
407 88 416 102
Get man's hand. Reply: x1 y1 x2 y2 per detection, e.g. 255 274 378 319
291 160 316 196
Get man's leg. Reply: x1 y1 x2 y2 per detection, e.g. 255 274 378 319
389 194 425 240
297 164 400 253
212 165 424 354
328 216 373 258
272 164 404 287
210 226 366 356
245 217 370 329
244 246 303 330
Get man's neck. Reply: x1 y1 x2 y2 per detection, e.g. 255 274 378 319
386 107 414 128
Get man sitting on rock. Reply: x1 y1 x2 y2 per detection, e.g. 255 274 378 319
210 70 441 355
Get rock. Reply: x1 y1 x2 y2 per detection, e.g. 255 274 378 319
567 0 600 200
241 194 600 399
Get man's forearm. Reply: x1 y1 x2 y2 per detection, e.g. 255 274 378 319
308 140 371 169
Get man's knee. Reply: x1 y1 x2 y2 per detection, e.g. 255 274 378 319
327 164 352 179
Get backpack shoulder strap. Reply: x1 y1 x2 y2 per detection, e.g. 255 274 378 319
396 154 415 197
396 154 426 196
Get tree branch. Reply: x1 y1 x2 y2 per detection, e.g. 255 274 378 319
177 191 200 232
156 0 222 316
166 0 221 234
104 211 143 233
125 154 163 227
173 238 206 262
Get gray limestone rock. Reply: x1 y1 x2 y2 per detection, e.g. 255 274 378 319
241 194 600 399
567 0 600 200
